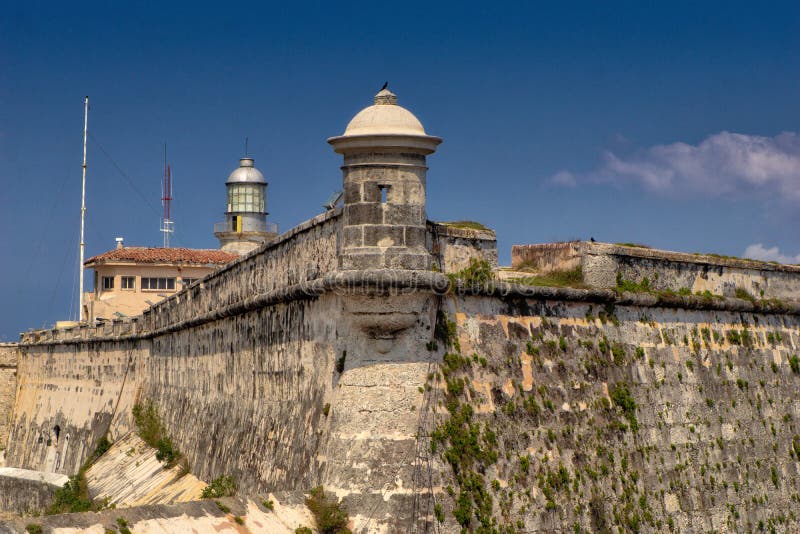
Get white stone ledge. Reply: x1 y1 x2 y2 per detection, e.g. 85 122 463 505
0 466 68 487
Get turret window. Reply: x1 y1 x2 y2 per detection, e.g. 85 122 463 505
121 276 135 290
102 276 114 290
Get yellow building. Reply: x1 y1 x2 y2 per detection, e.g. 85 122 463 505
83 242 236 322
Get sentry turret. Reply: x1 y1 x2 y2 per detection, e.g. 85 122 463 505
328 86 441 270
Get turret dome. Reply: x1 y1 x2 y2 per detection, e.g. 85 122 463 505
226 157 267 184
342 88 426 136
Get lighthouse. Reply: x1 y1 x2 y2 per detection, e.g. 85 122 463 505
214 156 278 254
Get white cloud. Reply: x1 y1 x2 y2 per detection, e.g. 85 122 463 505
549 170 576 187
743 243 800 264
551 131 800 202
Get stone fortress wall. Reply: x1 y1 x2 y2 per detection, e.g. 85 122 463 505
6 229 800 531
0 344 17 458
6 208 343 480
1 88 800 532
437 291 800 532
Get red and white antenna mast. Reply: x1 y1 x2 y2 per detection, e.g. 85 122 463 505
160 144 174 247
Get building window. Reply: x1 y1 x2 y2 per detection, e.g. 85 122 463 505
102 276 114 290
121 276 135 290
181 278 198 288
141 277 176 291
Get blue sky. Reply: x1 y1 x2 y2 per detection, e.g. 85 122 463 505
1 1 799 339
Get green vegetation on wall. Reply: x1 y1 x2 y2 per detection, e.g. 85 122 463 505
46 436 114 515
303 486 351 534
132 401 184 468
424 300 799 533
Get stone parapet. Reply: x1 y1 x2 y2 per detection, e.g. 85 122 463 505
512 241 584 272
20 209 341 345
512 241 800 301
19 269 800 349
428 221 498 273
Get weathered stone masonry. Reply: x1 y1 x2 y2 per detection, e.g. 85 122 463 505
3 87 800 533
433 290 800 532
0 344 17 456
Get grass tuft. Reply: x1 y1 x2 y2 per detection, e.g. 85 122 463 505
510 266 587 289
441 220 490 231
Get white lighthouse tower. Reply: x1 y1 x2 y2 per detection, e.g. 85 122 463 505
214 157 278 254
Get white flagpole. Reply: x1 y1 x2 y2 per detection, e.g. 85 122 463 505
78 96 89 321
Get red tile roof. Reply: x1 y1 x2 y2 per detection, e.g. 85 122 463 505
85 247 238 266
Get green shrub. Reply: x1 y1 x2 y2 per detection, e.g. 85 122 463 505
212 501 230 514
25 525 43 534
434 502 445 523
295 527 313 534
335 351 346 373
736 378 748 390
263 499 275 511
46 474 93 514
305 486 351 534
435 311 460 351
132 401 162 445
790 355 800 374
132 401 183 467
116 517 132 534
611 344 626 365
90 436 112 461
616 273 651 293
610 383 638 432
734 288 756 303
448 258 495 288
155 436 180 465
726 330 742 346
201 475 237 498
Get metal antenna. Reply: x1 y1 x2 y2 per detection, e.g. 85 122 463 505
160 143 174 247
78 96 89 322
245 137 248 157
